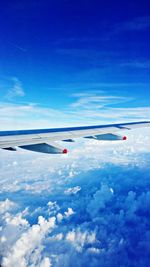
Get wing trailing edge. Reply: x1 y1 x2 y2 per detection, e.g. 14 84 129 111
0 121 150 154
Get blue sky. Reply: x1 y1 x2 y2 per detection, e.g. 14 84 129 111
0 0 150 129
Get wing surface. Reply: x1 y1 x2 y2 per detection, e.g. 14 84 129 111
0 121 150 153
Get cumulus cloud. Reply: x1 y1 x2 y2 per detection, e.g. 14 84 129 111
56 213 63 223
2 216 55 267
4 212 29 227
0 199 16 214
64 208 75 218
39 257 52 267
47 202 60 216
87 184 114 218
66 229 96 252
64 186 81 195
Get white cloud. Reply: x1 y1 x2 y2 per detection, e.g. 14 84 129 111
64 208 75 218
5 212 29 227
0 199 16 214
2 216 55 267
0 102 73 130
0 82 150 130
39 257 52 267
69 106 150 122
0 100 149 131
56 213 63 223
64 186 81 195
87 247 102 254
66 231 75 242
47 201 60 215
66 229 96 252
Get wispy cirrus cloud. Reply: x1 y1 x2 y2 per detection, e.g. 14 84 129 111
68 107 150 123
0 82 149 130
70 92 132 109
8 42 27 52
0 102 70 130
56 47 150 70
100 16 150 43
4 77 25 100
55 16 150 46
0 97 150 131
120 60 150 69
106 16 150 39
117 16 150 32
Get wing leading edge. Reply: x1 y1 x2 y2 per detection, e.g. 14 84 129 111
0 121 150 154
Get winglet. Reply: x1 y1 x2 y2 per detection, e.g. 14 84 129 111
63 148 68 154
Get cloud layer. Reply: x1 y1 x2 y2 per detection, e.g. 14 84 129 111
0 127 150 266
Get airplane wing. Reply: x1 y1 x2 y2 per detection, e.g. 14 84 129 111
0 121 150 154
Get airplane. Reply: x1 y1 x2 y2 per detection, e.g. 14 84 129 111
0 121 150 154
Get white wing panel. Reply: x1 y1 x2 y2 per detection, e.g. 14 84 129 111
0 121 150 150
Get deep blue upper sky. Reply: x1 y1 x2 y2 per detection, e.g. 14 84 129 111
0 0 150 119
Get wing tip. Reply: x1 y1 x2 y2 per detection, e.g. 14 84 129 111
63 148 68 154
